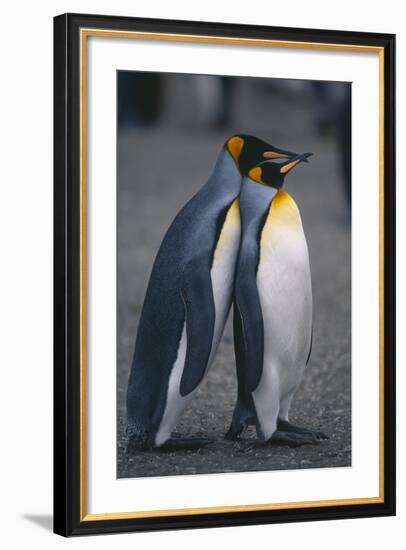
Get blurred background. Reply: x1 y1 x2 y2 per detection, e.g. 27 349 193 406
117 72 351 478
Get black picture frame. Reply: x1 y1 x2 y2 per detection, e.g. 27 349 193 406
54 12 396 537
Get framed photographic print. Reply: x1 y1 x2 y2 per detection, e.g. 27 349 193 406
53 13 396 536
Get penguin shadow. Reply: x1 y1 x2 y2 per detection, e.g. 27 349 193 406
123 432 215 455
22 514 53 532
122 428 329 458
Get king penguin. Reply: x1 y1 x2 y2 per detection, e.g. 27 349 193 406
126 135 299 450
226 154 328 445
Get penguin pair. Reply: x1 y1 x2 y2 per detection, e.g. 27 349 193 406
126 135 325 451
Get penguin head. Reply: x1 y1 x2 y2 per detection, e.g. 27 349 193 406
226 134 299 176
248 152 313 189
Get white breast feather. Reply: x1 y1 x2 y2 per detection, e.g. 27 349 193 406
252 193 312 439
155 200 241 446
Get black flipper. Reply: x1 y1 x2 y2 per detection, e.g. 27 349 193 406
234 263 264 393
179 259 215 397
225 306 258 439
306 325 313 365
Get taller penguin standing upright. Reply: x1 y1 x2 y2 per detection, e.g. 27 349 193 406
227 154 328 445
126 135 298 450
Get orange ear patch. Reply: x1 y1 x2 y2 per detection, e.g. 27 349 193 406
227 136 244 162
248 166 263 184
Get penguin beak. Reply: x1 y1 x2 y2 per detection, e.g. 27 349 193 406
263 147 299 161
279 152 313 174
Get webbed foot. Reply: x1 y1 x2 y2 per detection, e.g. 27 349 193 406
225 421 247 440
267 429 324 447
277 419 328 442
225 400 256 440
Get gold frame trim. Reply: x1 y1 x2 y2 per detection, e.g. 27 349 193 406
79 28 385 522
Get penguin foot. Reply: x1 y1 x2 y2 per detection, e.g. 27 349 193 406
267 429 324 447
225 421 249 440
224 428 241 440
158 438 213 452
126 437 151 454
225 404 256 440
277 419 328 442
225 419 256 440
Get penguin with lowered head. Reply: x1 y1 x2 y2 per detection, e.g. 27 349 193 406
226 154 328 445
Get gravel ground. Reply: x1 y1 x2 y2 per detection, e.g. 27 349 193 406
116 79 351 478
